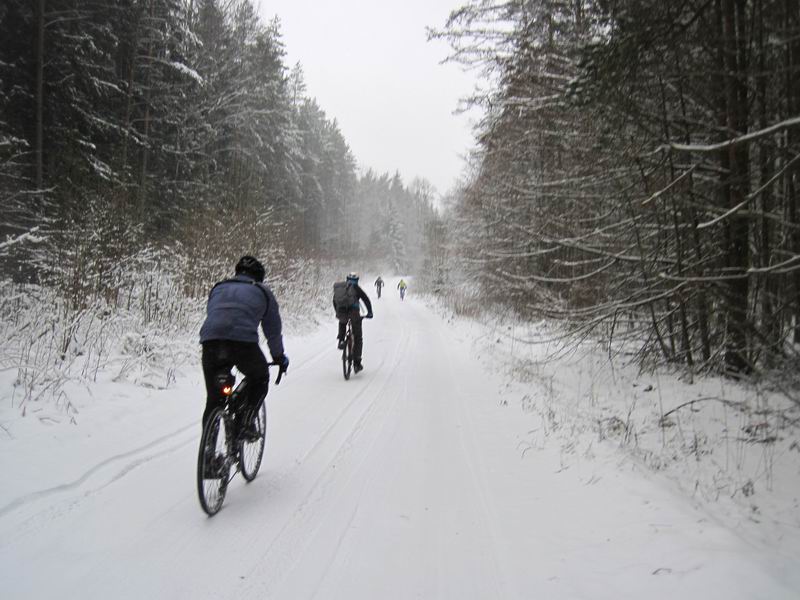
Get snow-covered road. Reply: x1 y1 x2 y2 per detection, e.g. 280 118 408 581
1 288 796 599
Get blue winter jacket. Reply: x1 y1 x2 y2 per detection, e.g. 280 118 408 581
199 274 285 358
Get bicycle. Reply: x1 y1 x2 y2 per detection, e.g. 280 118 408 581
341 313 370 380
197 362 284 516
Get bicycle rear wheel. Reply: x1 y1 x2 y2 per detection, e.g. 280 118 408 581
197 407 232 516
239 400 267 481
342 334 352 380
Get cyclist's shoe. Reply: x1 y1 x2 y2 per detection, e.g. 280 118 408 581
203 453 227 479
354 360 363 373
337 338 346 350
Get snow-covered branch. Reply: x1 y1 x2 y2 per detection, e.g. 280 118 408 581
0 227 42 253
662 115 800 153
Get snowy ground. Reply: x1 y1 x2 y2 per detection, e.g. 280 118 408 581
1 278 798 599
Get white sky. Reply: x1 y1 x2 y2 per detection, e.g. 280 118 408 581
257 0 478 194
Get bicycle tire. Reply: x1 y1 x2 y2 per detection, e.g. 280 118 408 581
197 407 232 516
239 400 267 482
342 333 352 380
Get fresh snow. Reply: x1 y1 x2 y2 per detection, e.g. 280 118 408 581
169 60 205 87
1 280 798 599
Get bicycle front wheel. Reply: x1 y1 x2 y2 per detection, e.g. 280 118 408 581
197 407 232 516
239 400 267 481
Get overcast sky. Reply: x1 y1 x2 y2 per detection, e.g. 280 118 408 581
258 0 478 195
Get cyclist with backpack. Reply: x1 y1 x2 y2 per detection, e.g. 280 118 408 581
333 272 373 373
374 276 385 298
199 256 289 438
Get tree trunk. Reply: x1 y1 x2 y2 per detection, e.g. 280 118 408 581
756 0 776 364
137 0 155 215
35 0 45 198
674 46 711 363
787 0 800 344
721 0 751 374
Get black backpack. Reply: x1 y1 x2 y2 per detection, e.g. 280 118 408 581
333 281 357 313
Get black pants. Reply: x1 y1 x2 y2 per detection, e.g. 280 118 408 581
201 340 268 426
338 309 364 362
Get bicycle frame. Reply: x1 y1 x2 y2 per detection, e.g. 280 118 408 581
214 361 284 443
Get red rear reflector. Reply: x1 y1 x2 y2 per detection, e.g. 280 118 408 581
222 385 233 396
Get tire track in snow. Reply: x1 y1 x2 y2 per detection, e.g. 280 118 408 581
198 338 401 517
236 325 414 598
292 347 394 466
108 323 417 600
0 423 198 521
0 343 331 523
303 332 416 600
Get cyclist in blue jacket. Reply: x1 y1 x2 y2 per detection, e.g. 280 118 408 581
199 256 289 435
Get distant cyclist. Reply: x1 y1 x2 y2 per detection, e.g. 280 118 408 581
199 256 289 437
333 272 373 373
374 276 385 299
397 278 408 301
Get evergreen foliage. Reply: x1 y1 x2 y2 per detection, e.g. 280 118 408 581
434 0 800 374
0 0 438 297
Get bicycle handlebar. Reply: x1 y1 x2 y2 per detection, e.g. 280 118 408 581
267 361 287 385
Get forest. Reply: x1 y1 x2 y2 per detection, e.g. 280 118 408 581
2 0 800 405
0 0 439 293
434 0 800 377
0 0 441 400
